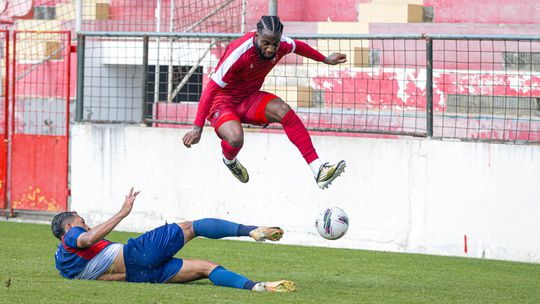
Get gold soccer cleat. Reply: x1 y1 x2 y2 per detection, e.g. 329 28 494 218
249 227 284 242
316 160 346 189
224 158 249 183
252 280 296 292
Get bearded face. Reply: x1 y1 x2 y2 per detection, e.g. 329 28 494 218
255 29 281 60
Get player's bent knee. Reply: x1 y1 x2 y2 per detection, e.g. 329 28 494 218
220 127 244 148
227 136 244 148
199 260 219 277
278 101 292 115
178 221 195 242
166 259 219 283
218 120 244 146
271 100 292 121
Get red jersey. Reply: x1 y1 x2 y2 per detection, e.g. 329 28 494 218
194 31 326 127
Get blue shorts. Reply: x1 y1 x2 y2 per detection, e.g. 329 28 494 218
124 223 185 283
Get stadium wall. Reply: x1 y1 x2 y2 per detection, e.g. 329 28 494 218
70 124 540 263
423 0 540 24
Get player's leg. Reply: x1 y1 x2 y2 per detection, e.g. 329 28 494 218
123 223 186 283
151 220 279 253
211 106 249 183
165 259 296 292
165 259 219 283
187 218 283 242
166 259 255 290
146 220 268 250
263 95 346 189
218 120 244 159
177 221 195 243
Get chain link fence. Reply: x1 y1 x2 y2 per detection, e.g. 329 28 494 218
77 32 540 144
80 0 245 33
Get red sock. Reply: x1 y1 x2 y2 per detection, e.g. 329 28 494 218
281 110 318 164
221 140 242 160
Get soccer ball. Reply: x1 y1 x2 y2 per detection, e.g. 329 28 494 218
315 207 349 240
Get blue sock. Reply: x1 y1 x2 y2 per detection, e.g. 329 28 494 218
209 266 253 290
237 224 258 237
243 280 257 290
193 218 239 239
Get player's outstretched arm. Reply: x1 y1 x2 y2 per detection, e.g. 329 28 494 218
323 52 347 65
76 187 140 248
182 79 222 148
183 126 203 148
293 40 347 65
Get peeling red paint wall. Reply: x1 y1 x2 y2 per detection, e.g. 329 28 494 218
424 0 540 24
11 135 68 211
9 31 71 212
313 70 540 110
246 0 368 23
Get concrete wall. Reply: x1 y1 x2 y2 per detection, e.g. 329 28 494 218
71 123 540 263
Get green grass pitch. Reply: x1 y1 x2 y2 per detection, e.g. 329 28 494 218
1 221 539 303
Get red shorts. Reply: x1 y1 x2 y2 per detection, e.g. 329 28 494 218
209 91 278 132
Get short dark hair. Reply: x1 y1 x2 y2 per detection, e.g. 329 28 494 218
256 15 283 35
51 212 77 240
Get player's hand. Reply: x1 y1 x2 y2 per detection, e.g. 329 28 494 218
183 126 203 148
324 53 347 65
119 187 140 217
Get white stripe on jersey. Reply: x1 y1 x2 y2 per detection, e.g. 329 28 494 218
211 35 295 88
211 38 254 88
281 36 296 53
74 243 122 280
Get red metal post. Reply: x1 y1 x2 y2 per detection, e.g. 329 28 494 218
1 30 8 216
65 31 71 209
8 30 16 217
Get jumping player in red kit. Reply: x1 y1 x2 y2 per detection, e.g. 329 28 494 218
183 15 347 189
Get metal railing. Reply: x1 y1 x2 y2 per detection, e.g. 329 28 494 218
76 32 540 144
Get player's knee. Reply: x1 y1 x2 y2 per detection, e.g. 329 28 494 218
226 135 244 148
276 101 292 120
200 260 219 277
178 221 195 240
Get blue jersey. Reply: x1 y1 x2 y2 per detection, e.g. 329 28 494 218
55 226 113 279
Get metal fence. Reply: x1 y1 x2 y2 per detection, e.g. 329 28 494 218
79 0 246 33
76 32 540 144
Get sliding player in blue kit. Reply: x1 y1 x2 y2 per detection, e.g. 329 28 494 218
51 188 295 292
